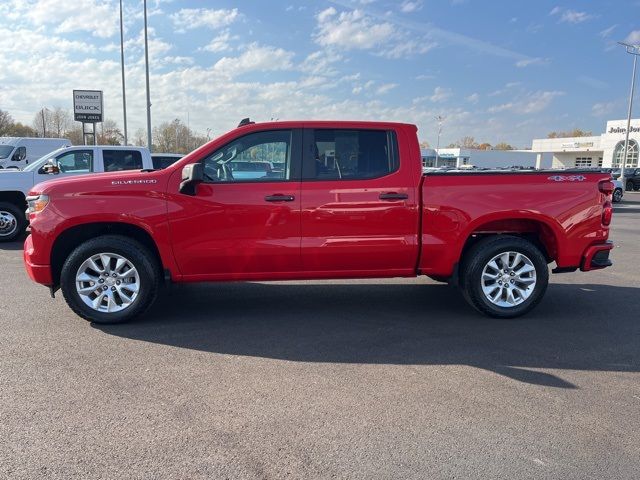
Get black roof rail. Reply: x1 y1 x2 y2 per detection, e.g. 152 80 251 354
237 118 255 127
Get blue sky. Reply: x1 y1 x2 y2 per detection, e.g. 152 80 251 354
0 0 637 147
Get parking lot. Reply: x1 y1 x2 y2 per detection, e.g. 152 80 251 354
0 195 638 479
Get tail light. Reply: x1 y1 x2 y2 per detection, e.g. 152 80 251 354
602 201 613 226
598 180 614 195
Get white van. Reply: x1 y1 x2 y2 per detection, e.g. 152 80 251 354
0 137 71 170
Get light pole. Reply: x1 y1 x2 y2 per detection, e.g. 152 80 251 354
435 115 444 167
143 0 152 151
618 41 640 190
119 0 128 145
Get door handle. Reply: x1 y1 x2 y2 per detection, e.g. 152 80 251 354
265 194 295 202
379 192 408 200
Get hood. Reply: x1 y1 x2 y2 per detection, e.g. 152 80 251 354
29 169 163 196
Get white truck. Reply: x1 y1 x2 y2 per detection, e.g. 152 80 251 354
0 137 71 169
0 145 155 241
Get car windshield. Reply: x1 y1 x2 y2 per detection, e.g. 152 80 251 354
21 148 67 172
0 146 14 159
230 161 269 171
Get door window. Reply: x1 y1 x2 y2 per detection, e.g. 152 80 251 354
202 130 293 182
56 150 93 173
304 129 399 180
103 150 143 172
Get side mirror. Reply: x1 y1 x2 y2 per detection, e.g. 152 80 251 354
42 162 60 175
179 163 204 195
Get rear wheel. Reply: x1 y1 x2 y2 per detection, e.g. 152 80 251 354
626 181 634 191
461 236 549 318
0 202 27 242
60 235 160 324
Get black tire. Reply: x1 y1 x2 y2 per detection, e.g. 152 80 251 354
613 188 623 203
60 235 160 324
0 201 27 242
626 181 634 191
460 235 549 319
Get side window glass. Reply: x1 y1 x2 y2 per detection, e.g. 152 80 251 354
203 130 292 182
306 129 399 180
56 150 93 173
103 150 143 172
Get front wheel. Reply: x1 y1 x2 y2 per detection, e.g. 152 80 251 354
60 235 160 324
0 202 27 242
461 236 549 318
626 181 634 191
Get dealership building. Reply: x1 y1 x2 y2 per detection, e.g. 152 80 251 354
530 119 640 169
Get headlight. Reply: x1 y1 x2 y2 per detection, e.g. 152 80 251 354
26 194 49 214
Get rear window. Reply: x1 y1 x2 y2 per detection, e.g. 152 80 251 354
305 129 399 180
103 150 143 172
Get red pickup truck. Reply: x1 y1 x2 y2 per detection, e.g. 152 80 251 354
23 120 614 324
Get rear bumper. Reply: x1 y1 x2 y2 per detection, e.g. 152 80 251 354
23 234 53 285
580 241 614 272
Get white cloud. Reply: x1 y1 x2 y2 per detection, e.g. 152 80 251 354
201 30 234 53
213 43 295 77
171 8 239 32
24 0 119 38
550 7 595 24
400 1 423 13
599 25 617 38
315 8 395 50
376 83 398 95
413 86 452 104
488 91 564 114
592 102 616 117
466 93 479 104
625 30 640 45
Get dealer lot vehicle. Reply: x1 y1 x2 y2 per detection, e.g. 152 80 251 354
23 120 614 324
612 179 624 202
612 168 640 191
0 146 154 241
0 137 71 169
151 153 183 170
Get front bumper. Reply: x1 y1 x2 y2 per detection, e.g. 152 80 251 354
580 241 614 272
23 234 53 285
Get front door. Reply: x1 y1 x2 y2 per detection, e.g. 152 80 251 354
169 129 302 279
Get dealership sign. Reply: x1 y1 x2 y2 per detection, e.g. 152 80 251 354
73 90 103 122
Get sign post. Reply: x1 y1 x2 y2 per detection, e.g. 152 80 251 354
73 90 103 145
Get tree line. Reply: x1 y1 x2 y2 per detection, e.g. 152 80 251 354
0 108 208 154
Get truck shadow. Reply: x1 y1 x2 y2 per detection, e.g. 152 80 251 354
95 282 639 389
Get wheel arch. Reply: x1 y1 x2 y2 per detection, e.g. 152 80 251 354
50 222 165 286
0 191 27 209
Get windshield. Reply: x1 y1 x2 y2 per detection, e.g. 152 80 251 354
0 146 14 159
21 147 69 172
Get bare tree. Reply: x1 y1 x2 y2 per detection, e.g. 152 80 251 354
547 129 592 138
50 107 71 138
152 119 207 154
133 128 147 147
0 109 14 136
97 119 124 145
494 142 514 150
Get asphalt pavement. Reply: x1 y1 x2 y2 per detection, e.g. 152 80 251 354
1 194 639 479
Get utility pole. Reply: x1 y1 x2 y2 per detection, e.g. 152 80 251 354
119 0 128 145
435 115 444 167
618 42 640 191
41 108 46 137
143 0 152 151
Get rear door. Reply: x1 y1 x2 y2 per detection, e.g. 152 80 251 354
168 128 303 278
300 127 420 276
98 149 144 172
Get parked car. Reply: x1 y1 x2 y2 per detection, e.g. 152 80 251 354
151 153 183 170
611 168 640 191
0 146 154 241
23 120 614 324
0 137 71 169
612 179 624 203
